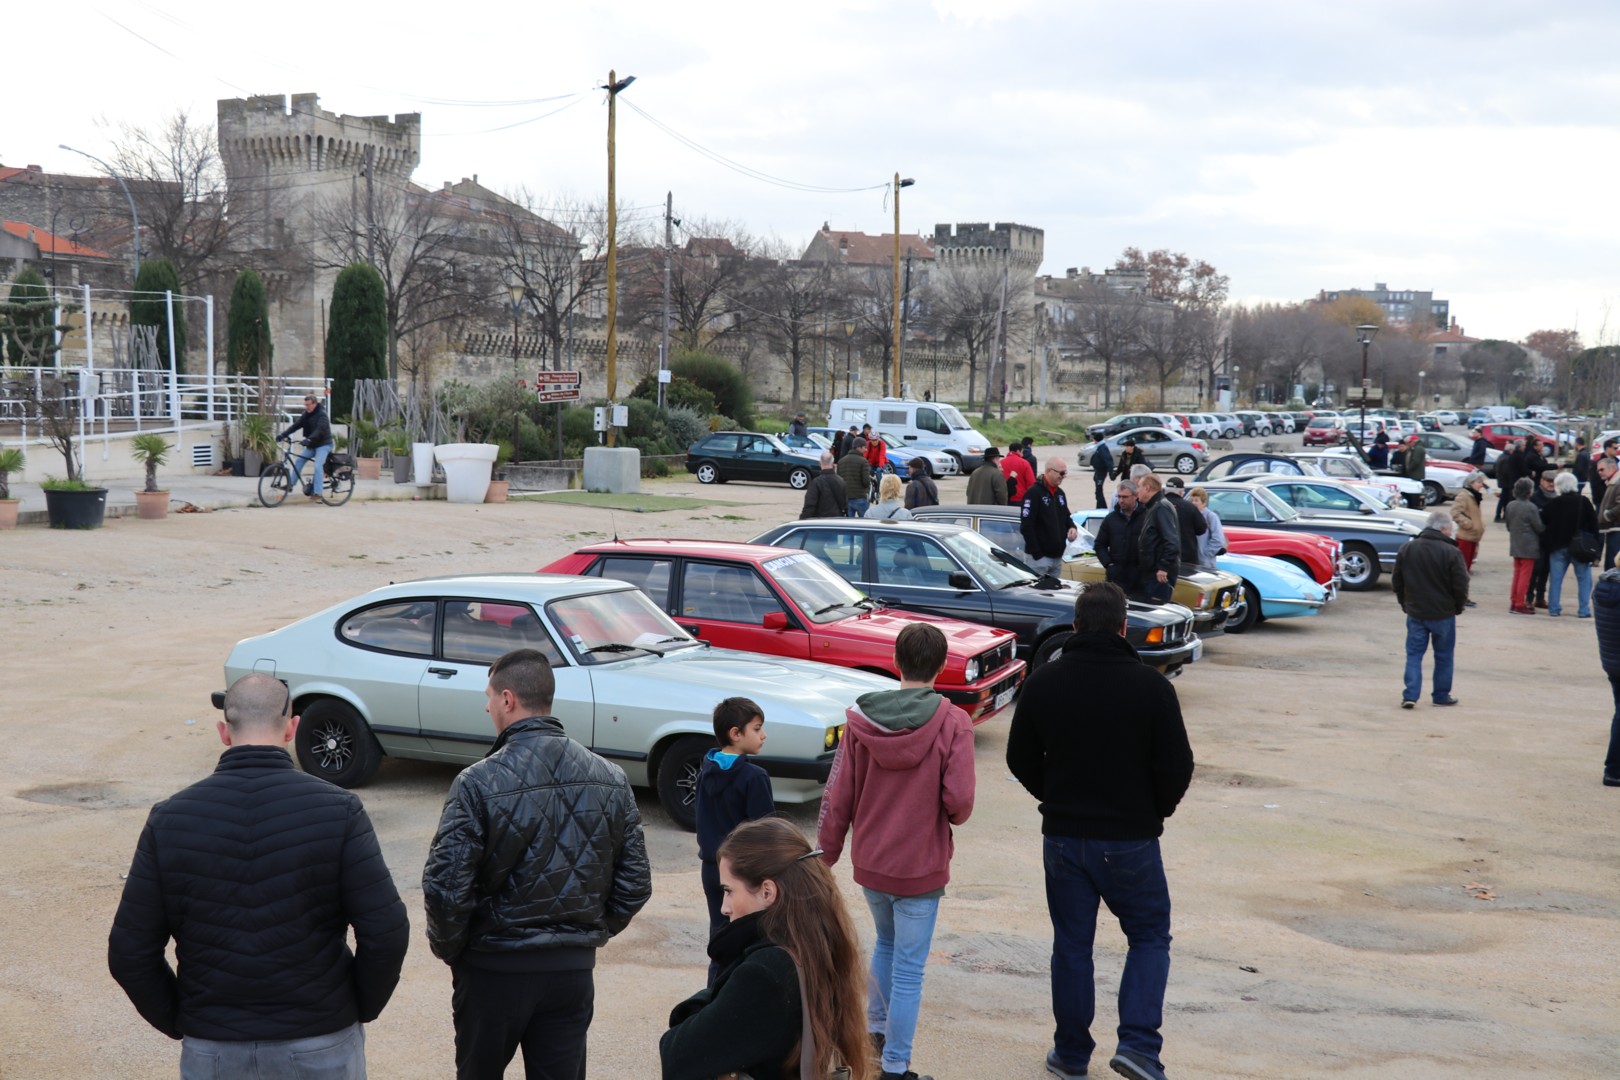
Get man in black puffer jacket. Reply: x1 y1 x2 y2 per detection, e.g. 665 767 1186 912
1135 474 1182 602
278 394 335 502
108 674 409 1073
424 647 651 1080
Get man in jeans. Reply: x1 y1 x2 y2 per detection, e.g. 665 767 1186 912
1392 510 1470 708
1006 583 1194 1080
819 623 976 1080
838 437 874 518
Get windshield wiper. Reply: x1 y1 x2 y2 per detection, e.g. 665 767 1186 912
584 642 664 657
813 602 852 616
855 597 881 609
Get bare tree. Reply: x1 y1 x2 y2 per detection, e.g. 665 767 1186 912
752 242 839 413
491 190 608 370
1129 300 1195 407
620 217 757 351
1114 247 1228 407
1231 303 1333 404
926 262 1005 408
1065 279 1144 408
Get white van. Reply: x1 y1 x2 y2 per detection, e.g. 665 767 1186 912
826 397 994 471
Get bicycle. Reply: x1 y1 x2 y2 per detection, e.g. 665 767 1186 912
258 438 355 507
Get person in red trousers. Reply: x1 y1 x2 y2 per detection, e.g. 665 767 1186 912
1504 477 1543 614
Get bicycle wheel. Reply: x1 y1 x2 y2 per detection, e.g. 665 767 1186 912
321 466 355 507
258 461 292 507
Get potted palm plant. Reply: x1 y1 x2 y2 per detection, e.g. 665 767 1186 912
0 446 23 530
130 434 172 519
381 425 412 483
350 416 383 480
241 414 277 477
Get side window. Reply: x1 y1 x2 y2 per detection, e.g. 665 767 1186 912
699 434 740 454
878 408 909 426
979 518 1027 561
1206 490 1255 522
593 557 672 607
1140 430 1168 444
785 529 865 582
921 514 972 527
873 534 955 589
1269 460 1302 474
339 600 437 656
1232 461 1267 476
680 563 785 624
916 407 949 435
440 600 564 666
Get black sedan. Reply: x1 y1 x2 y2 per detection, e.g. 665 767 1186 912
750 518 1203 676
686 431 821 489
1196 481 1418 590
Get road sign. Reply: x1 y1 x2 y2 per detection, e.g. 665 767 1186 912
535 369 581 387
536 387 581 403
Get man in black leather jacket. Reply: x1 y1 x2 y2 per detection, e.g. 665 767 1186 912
423 648 651 1080
1135 474 1182 602
278 394 335 501
109 674 409 1074
1094 479 1142 589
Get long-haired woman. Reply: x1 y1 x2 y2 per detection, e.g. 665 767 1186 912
661 817 871 1080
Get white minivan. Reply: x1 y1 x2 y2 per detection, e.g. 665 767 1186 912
827 397 994 472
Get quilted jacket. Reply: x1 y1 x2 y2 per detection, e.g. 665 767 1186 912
422 716 651 965
107 745 409 1040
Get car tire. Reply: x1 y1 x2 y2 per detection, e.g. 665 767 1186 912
1259 425 1273 437
915 460 934 479
1224 582 1261 634
1423 480 1444 506
1339 543 1380 591
655 735 710 831
294 698 383 788
695 461 721 484
1032 631 1070 668
1174 454 1198 474
788 467 811 490
946 451 964 473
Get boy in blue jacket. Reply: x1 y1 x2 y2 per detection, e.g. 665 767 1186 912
696 696 775 982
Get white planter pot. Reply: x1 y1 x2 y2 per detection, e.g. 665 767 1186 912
412 442 436 487
434 443 499 503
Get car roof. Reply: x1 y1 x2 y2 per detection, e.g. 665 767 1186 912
915 503 1019 518
775 518 980 538
369 573 635 598
571 539 800 564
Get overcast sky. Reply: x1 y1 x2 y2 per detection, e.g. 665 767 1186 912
9 0 1619 344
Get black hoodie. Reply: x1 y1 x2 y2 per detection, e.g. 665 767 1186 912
694 750 774 863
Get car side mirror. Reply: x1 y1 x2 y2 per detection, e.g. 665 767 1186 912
947 571 973 590
1360 506 1374 514
762 611 789 630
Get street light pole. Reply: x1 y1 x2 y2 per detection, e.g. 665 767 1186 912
59 143 140 281
890 175 913 397
600 70 636 447
509 284 524 468
1356 323 1379 446
844 321 856 397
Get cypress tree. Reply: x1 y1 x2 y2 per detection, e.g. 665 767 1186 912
130 259 187 372
225 269 272 375
324 263 388 417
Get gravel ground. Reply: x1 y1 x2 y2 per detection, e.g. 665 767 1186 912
1 444 1616 1079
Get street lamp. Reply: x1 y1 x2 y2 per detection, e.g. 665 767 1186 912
600 70 636 446
509 284 524 467
891 175 914 397
59 143 140 281
1355 323 1379 447
1418 369 1427 405
844 321 856 397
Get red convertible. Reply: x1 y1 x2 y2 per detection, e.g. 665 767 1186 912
541 540 1026 723
1224 526 1341 594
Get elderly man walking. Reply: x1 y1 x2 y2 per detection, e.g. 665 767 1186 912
1392 510 1471 708
801 451 849 519
109 673 410 1078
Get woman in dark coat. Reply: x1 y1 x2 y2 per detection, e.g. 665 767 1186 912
1541 470 1597 617
1368 430 1391 469
1505 477 1543 614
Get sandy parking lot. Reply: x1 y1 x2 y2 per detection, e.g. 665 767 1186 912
2 455 1616 1079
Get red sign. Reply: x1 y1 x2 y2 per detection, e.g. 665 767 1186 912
536 388 582 403
535 369 581 387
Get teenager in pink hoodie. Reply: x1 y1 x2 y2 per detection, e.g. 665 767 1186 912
818 622 976 1080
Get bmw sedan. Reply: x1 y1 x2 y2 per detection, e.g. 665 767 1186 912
1196 482 1418 590
213 574 892 829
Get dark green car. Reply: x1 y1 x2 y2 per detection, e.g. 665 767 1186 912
686 431 822 489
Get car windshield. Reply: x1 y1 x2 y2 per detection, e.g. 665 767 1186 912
879 432 905 450
939 404 973 431
761 551 871 621
939 528 1039 588
1239 485 1302 523
546 588 698 664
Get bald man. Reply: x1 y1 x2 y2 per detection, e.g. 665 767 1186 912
110 674 408 1077
801 450 850 519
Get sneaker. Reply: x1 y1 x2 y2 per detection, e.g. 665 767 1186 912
1046 1048 1089 1078
1463 600 1477 608
1579 612 1592 619
1109 1050 1168 1080
1604 774 1620 787
1536 598 1549 609
1401 699 1416 709
1433 695 1459 706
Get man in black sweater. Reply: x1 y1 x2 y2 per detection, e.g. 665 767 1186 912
109 673 409 1074
1392 511 1470 708
1006 583 1194 1080
1093 479 1142 588
799 451 849 519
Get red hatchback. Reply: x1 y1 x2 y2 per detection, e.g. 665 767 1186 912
541 540 1026 723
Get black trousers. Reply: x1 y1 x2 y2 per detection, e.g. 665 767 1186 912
1529 552 1550 604
1094 476 1108 509
1604 531 1620 573
451 963 594 1080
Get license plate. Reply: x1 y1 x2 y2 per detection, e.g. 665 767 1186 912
993 686 1015 712
1190 639 1203 663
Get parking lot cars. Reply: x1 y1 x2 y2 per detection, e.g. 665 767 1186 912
1234 475 1432 529
1289 451 1426 507
1387 431 1500 477
1478 421 1573 451
1197 481 1418 590
1078 426 1208 474
215 574 894 828
540 540 1023 722
1196 452 1411 507
1431 410 1462 425
1086 412 1178 441
687 431 822 488
1303 416 1347 445
806 427 958 477
1318 445 1468 505
907 504 1244 636
751 517 1203 675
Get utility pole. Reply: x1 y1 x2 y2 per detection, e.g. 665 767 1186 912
659 190 673 410
986 251 1009 422
890 174 914 397
601 70 636 447
363 145 376 266
899 255 913 393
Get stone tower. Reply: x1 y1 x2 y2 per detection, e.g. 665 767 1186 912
217 93 421 380
932 223 1045 400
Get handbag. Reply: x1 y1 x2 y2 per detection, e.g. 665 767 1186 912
717 964 850 1080
1570 530 1601 564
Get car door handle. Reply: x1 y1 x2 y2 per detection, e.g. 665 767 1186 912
427 667 457 678
903 434 917 440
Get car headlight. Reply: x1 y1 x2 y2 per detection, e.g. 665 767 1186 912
1144 627 1165 644
965 658 981 682
824 724 844 751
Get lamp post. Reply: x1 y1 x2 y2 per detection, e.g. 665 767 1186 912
890 174 913 397
1356 323 1379 448
509 284 524 467
600 70 636 447
59 144 140 281
1418 369 1427 405
844 321 856 397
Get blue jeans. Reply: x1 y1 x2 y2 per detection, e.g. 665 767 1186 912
862 888 940 1075
1043 836 1172 1073
1547 548 1593 617
181 1022 364 1079
293 442 333 496
1403 615 1456 703
848 498 870 518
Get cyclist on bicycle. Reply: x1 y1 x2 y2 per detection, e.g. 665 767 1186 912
279 395 334 502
